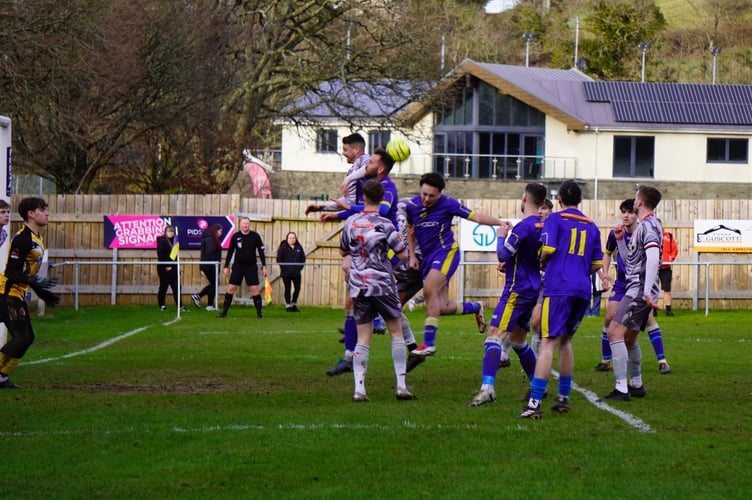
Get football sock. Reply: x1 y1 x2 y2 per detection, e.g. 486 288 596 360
391 338 407 390
511 340 537 380
647 324 666 362
422 317 439 346
353 343 370 396
600 327 612 361
252 294 262 315
481 336 502 386
222 293 233 314
501 336 512 360
558 375 572 399
460 302 481 315
401 313 416 345
343 315 357 353
530 332 541 357
529 377 548 405
610 340 629 392
627 343 642 381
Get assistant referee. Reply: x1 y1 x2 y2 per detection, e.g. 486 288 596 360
216 216 267 318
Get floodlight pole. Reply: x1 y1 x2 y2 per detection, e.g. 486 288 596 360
710 47 722 84
440 25 453 76
573 16 580 68
523 31 537 68
638 42 652 83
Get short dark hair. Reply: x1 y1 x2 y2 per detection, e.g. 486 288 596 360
637 185 662 210
342 133 365 148
542 198 553 210
0 199 10 210
619 198 635 213
18 197 48 221
419 172 445 192
373 147 395 174
525 183 547 206
363 179 384 205
558 180 582 206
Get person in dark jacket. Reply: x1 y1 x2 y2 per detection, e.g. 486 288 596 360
156 225 184 311
192 224 223 311
277 232 306 312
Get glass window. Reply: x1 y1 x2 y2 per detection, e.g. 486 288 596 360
707 138 748 163
479 84 494 126
368 130 390 154
613 136 654 178
316 129 338 153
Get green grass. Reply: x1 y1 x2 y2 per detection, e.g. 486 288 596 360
4 304 752 498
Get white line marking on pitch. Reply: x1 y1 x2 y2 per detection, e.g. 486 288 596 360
552 369 654 433
24 318 180 365
20 318 653 433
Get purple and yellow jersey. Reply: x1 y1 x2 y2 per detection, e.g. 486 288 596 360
496 215 542 299
340 210 405 297
605 229 633 290
337 176 399 229
541 208 603 301
403 194 474 257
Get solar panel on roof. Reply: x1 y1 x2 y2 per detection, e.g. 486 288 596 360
583 81 752 125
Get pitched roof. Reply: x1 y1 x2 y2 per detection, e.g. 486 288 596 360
279 79 428 124
281 60 752 133
400 60 593 130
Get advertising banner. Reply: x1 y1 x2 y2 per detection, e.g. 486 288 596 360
104 215 235 250
459 218 520 253
694 219 752 253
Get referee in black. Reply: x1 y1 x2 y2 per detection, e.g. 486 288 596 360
217 216 267 318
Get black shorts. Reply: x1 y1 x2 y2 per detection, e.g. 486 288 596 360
229 264 260 287
353 289 403 325
659 268 672 291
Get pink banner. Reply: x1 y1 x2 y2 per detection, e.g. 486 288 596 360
105 215 166 249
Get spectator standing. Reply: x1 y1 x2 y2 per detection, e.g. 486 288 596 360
586 272 604 317
658 219 678 316
192 223 223 311
277 232 306 312
156 225 184 311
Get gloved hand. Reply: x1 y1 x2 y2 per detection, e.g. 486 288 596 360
35 288 60 307
34 276 58 289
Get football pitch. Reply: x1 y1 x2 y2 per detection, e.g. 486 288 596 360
4 304 751 498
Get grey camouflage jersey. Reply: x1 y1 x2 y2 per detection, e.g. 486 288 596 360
340 210 405 297
624 215 663 299
321 154 369 211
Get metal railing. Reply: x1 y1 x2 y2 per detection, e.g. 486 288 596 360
435 153 577 180
54 260 221 312
459 259 752 317
47 257 752 316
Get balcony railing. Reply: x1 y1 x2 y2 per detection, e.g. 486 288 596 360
434 153 577 180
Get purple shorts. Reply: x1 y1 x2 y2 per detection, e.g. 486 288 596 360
421 247 460 281
540 295 589 339
490 292 536 332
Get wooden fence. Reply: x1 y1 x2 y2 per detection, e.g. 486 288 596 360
10 194 752 310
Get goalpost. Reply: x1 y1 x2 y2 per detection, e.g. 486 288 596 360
0 115 11 345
